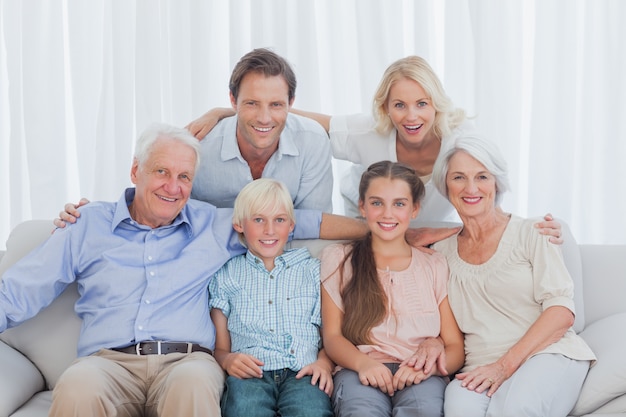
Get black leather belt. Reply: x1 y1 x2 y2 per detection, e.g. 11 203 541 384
112 341 213 356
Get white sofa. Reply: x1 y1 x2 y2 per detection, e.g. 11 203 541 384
0 219 625 417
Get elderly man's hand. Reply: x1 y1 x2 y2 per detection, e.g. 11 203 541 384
536 213 563 245
405 226 461 249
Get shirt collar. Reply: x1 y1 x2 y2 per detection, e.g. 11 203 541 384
220 114 300 162
111 188 193 237
243 247 311 272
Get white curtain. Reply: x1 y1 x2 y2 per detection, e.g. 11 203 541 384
1 0 624 248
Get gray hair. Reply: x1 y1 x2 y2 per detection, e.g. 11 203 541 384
134 123 201 170
432 135 510 206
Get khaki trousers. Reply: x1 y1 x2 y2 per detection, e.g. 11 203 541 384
50 348 224 417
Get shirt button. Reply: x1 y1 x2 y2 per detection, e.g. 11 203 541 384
268 300 273 305
148 256 153 261
138 325 144 330
270 275 274 279
269 329 274 332
290 349 295 354
145 300 151 304
149 271 155 277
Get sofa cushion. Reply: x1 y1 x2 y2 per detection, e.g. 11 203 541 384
591 394 626 415
571 312 626 415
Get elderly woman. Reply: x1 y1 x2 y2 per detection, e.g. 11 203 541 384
430 135 595 417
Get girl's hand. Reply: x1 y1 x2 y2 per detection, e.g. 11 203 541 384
357 360 395 396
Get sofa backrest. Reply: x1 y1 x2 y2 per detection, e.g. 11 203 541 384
0 219 590 390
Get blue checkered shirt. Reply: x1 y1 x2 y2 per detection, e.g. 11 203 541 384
209 247 322 371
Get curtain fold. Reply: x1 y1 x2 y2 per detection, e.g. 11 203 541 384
1 0 624 247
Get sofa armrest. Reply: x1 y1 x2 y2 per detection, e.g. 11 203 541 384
0 340 45 417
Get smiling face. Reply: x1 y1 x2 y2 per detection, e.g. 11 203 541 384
359 177 419 243
129 138 196 228
231 71 293 156
234 205 294 271
445 151 498 219
386 77 437 147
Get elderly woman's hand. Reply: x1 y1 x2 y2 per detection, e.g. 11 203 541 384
455 361 510 397
400 337 448 376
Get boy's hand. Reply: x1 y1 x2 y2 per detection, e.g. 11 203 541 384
296 359 334 395
222 352 264 379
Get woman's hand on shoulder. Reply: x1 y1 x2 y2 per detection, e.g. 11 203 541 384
52 198 90 229
185 107 235 140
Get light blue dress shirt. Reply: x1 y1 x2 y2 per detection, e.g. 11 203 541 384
0 188 322 357
209 247 321 371
191 113 333 212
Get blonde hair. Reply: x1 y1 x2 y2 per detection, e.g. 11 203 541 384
372 56 466 139
232 178 295 242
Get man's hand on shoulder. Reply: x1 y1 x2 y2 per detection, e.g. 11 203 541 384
406 226 461 249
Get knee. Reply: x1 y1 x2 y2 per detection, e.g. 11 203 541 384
54 360 109 397
167 356 224 394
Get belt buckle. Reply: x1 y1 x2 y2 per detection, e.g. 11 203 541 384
135 341 162 355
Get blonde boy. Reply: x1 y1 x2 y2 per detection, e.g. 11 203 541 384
208 178 333 417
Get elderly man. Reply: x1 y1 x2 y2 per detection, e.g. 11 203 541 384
0 123 365 417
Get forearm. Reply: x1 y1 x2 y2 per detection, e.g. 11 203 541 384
290 108 331 132
316 348 335 371
443 342 465 375
319 213 368 240
213 348 230 370
497 306 573 376
324 334 372 372
209 107 235 119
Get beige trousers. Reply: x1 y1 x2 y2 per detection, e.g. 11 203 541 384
49 349 225 417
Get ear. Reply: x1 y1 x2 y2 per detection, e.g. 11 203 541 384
233 222 244 234
229 92 237 110
411 202 421 219
288 96 295 108
130 158 140 185
358 200 366 218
